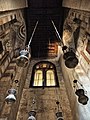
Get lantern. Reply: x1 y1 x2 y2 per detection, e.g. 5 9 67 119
5 89 16 103
16 21 38 67
75 89 84 96
28 115 36 120
51 19 78 69
73 80 89 105
56 112 63 120
16 49 31 67
78 94 89 105
63 49 78 68
28 110 36 120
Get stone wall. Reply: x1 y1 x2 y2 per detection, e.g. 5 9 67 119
63 0 90 12
0 0 27 12
0 7 27 120
61 8 90 120
63 9 90 74
0 64 28 120
0 9 27 78
16 59 73 120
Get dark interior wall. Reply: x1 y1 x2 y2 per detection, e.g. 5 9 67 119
28 0 62 8
25 0 64 58
26 0 63 40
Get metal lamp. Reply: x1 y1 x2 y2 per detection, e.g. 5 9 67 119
5 88 16 103
28 110 36 120
16 49 30 67
73 80 89 105
75 89 84 96
51 20 78 68
63 47 78 68
28 98 36 120
56 101 63 120
56 112 63 120
78 94 89 105
16 21 38 67
28 114 36 120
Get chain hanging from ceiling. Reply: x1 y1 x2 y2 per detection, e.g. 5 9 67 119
16 21 39 67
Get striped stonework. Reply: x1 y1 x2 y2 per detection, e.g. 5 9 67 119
0 51 14 79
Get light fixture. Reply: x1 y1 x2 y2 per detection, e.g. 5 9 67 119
16 21 38 67
51 20 78 68
5 88 16 103
62 46 78 68
55 101 63 120
78 94 89 105
28 115 36 120
28 98 36 120
28 110 36 120
73 80 89 105
16 48 30 67
56 112 63 120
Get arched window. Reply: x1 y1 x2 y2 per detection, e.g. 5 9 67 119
46 70 55 86
30 61 59 87
34 70 43 86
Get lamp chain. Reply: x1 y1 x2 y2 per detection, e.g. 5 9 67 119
28 21 39 49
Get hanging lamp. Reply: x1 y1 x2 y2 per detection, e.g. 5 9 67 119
62 47 78 68
55 101 63 120
5 88 16 103
16 21 38 67
73 80 89 105
28 98 36 120
51 20 78 68
28 115 36 120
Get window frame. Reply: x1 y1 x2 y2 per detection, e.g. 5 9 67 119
30 61 59 88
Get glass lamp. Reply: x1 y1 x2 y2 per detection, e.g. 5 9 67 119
73 80 89 105
16 21 38 67
16 49 30 67
63 47 78 68
5 88 16 103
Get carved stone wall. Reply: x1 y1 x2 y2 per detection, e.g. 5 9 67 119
62 8 90 120
0 61 28 120
12 10 27 51
0 9 27 78
0 0 27 12
63 0 90 12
